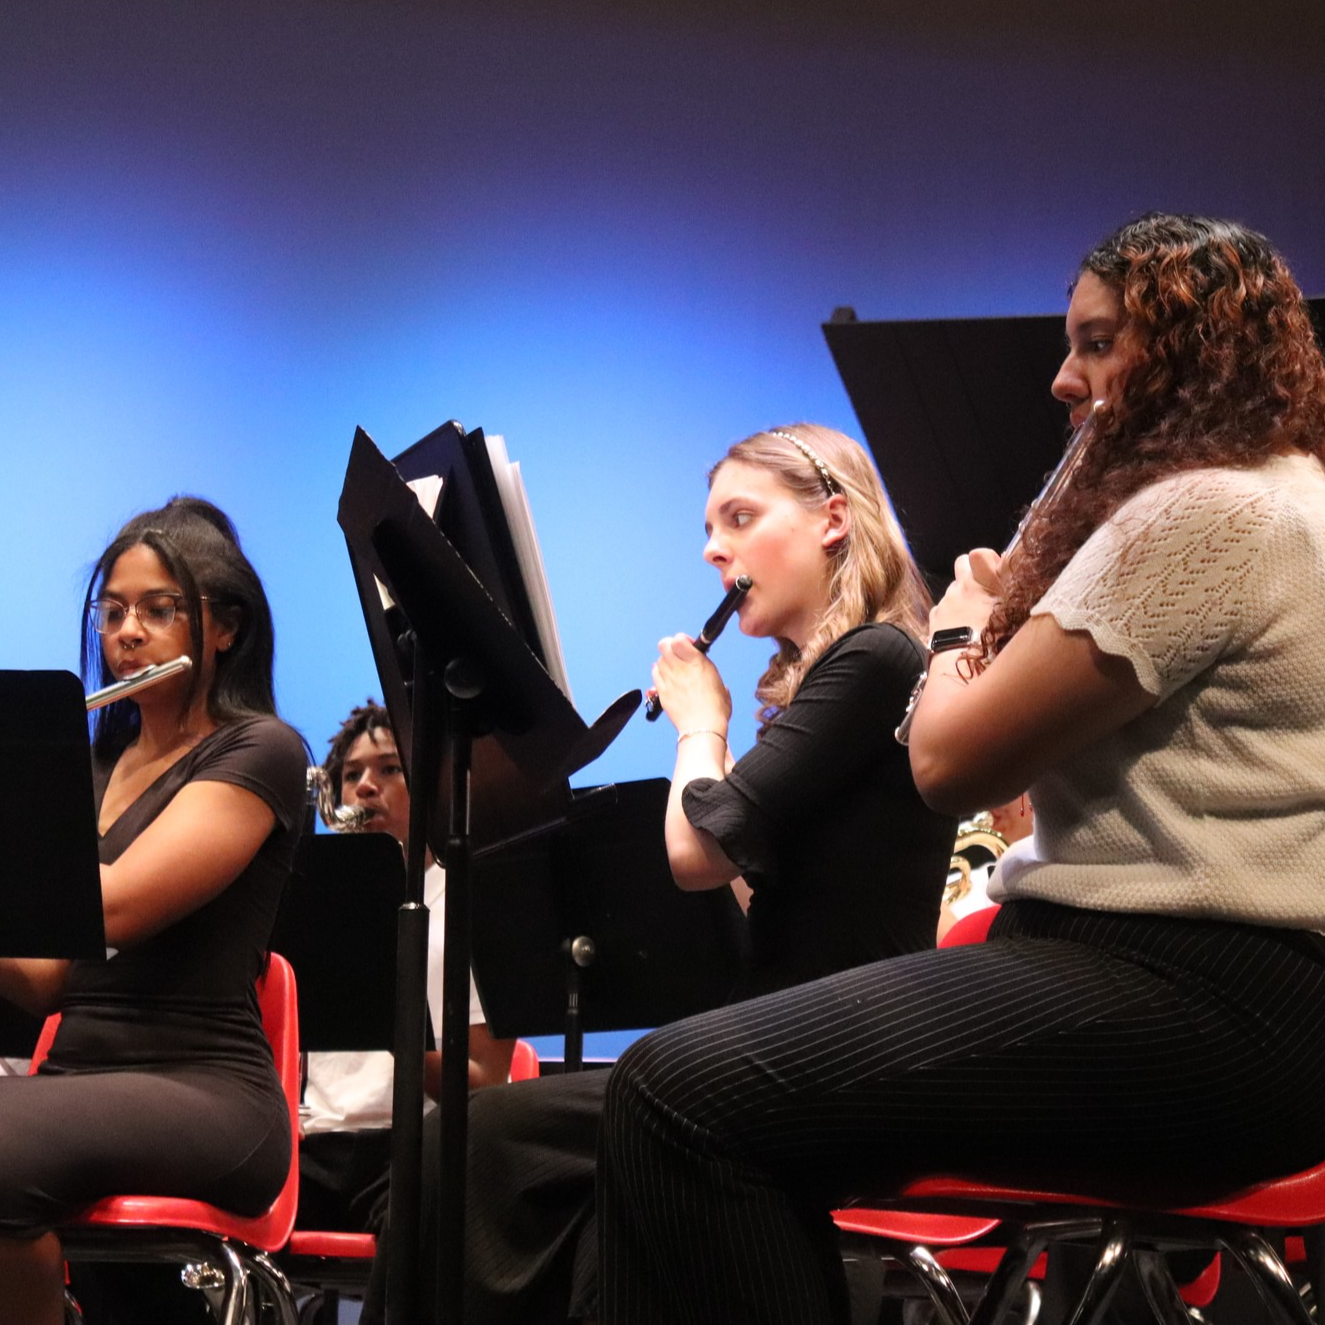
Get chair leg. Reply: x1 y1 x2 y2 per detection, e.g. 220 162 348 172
295 1292 339 1325
1133 1250 1197 1325
1021 1281 1042 1325
903 1243 971 1325
203 1240 251 1325
1064 1216 1133 1325
839 1231 970 1325
968 1228 1054 1325
1220 1228 1315 1325
249 1252 299 1325
1299 1227 1322 1322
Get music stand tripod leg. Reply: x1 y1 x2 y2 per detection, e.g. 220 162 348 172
436 657 484 1325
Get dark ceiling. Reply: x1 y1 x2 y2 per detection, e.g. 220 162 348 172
333 0 1325 58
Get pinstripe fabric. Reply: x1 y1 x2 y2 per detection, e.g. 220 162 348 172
359 1073 608 1325
598 901 1325 1324
356 624 952 1325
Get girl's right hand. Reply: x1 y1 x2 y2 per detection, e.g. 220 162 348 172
651 633 732 734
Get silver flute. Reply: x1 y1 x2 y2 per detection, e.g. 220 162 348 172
1001 399 1106 561
895 400 1105 745
85 656 193 712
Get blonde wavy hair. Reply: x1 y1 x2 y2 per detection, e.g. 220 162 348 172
711 424 931 726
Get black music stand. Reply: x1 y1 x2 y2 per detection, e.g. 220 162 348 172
821 310 1069 585
470 778 748 1066
0 670 108 959
0 671 109 1055
272 834 410 1052
338 427 639 1325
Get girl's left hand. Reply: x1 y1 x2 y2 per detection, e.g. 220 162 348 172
929 548 1002 636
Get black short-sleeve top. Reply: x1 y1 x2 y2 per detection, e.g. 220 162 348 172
682 623 957 1000
47 714 307 1081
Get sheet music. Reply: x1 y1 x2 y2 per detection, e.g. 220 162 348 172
405 474 444 521
370 478 445 614
483 435 574 704
386 442 573 704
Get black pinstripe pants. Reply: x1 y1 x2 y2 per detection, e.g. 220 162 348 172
598 901 1325 1324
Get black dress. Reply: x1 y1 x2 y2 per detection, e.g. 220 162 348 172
0 714 307 1234
366 622 956 1324
684 623 953 999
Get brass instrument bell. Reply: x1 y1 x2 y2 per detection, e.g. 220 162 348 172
945 811 1009 909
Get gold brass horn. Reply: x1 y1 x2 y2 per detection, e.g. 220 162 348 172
944 811 1009 910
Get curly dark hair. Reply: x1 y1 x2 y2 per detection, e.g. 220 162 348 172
322 699 393 801
985 212 1325 655
82 496 279 759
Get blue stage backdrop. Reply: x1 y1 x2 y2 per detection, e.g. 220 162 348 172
3 0 1323 1056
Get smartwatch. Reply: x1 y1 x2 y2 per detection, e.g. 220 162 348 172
927 626 975 654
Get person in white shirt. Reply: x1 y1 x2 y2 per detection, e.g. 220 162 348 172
936 796 1034 942
299 701 515 1233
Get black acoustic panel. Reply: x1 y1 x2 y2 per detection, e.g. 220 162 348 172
825 295 1325 584
824 313 1068 581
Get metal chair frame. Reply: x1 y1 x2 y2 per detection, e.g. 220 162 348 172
832 907 1321 1325
280 1037 543 1322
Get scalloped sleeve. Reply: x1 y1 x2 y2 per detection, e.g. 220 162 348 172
1031 468 1291 701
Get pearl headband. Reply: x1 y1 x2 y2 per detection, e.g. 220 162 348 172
766 430 842 496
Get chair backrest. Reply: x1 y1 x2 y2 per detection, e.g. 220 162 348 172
939 905 1000 949
510 1038 539 1081
259 952 302 1153
41 954 302 1247
29 1011 59 1071
249 952 302 1245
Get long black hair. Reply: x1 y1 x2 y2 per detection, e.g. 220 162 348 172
82 496 278 759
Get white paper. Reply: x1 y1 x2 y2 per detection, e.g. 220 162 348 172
484 434 573 703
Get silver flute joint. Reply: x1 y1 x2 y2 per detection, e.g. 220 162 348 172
85 656 193 712
896 400 1106 747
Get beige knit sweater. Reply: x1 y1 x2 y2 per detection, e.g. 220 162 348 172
992 451 1325 929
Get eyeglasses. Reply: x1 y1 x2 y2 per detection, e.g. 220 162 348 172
87 593 202 634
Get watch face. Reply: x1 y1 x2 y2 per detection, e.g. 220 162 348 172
929 626 975 653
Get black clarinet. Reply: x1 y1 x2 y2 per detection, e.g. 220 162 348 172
645 576 752 722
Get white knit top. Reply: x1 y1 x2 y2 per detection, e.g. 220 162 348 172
991 451 1325 929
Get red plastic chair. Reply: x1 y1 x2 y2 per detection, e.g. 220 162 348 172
41 953 302 1325
282 1037 542 1321
831 908 1018 1324
509 1037 539 1083
886 1161 1323 1325
844 906 1321 1324
940 904 1001 948
833 908 1232 1323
